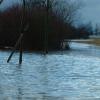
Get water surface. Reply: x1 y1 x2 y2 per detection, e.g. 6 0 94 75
0 43 100 100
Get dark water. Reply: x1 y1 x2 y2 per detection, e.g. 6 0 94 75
0 43 100 100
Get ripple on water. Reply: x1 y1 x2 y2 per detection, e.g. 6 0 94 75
0 43 100 99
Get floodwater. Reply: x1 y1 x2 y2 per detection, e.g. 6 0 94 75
0 42 100 100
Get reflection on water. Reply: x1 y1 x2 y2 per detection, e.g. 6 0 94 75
15 65 23 100
0 43 100 100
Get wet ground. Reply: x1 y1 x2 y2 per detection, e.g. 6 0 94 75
0 42 100 100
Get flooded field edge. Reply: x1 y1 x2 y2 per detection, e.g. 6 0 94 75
0 42 100 100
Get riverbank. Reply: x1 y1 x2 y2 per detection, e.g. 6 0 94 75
71 38 100 46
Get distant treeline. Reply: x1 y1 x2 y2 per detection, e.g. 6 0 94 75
0 1 92 51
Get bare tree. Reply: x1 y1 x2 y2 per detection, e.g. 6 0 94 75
53 0 82 24
24 0 82 25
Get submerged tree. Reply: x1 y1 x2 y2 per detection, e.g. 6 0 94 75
0 0 82 51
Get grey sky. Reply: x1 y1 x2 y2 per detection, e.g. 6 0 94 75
81 0 100 26
0 0 19 9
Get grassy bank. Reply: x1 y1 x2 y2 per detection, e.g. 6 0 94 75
74 39 100 46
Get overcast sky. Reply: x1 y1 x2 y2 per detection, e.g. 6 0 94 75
0 0 100 27
0 0 19 9
81 0 100 26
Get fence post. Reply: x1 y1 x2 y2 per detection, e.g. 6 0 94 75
19 35 23 64
7 34 23 63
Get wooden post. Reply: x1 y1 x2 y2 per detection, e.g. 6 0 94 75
18 0 25 64
19 35 23 64
44 0 49 54
7 34 23 63
7 0 26 64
